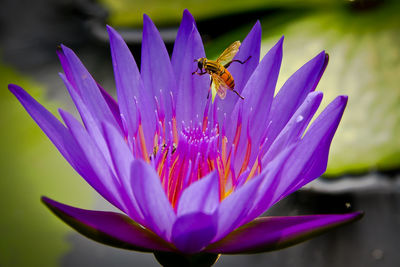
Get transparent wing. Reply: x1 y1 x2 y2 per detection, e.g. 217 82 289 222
216 41 241 66
211 73 228 100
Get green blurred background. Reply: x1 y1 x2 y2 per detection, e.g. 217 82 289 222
1 0 399 266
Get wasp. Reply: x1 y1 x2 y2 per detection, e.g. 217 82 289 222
192 41 251 100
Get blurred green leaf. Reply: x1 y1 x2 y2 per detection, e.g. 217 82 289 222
259 2 400 175
0 64 94 266
99 0 341 26
208 1 400 175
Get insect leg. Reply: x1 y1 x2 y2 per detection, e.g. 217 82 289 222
207 78 213 99
192 71 208 75
223 55 252 68
232 88 244 100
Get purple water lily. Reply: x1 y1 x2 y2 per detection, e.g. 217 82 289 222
9 10 362 267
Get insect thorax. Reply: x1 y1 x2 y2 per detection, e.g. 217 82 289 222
205 61 223 74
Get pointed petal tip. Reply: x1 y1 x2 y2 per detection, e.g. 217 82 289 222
106 25 121 39
182 9 195 21
58 72 65 79
41 195 49 203
309 50 326 64
8 84 32 102
8 83 21 94
261 36 283 60
58 108 76 127
41 196 176 253
41 195 59 211
339 94 349 102
262 35 283 56
142 13 160 40
333 211 364 222
320 51 329 72
251 20 261 33
57 107 66 117
333 95 349 109
56 44 63 53
276 36 284 48
206 211 364 254
42 195 66 206
324 52 329 62
143 13 152 23
60 44 70 53
42 195 61 209
352 210 364 219
60 44 81 63
105 24 113 32
310 90 324 98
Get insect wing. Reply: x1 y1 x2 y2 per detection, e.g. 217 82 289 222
211 73 228 100
216 41 241 66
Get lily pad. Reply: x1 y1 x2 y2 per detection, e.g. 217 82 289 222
209 1 400 176
259 2 400 175
0 64 94 266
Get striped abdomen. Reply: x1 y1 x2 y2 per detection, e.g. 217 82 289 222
205 61 235 89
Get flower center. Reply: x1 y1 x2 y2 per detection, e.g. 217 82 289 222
155 123 222 208
128 94 261 209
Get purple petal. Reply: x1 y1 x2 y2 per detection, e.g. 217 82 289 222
171 9 196 85
205 212 363 254
60 74 113 166
107 25 155 148
42 197 174 252
9 85 127 213
273 96 348 204
60 45 119 130
175 26 209 126
176 171 220 216
230 37 283 170
102 122 144 223
241 145 295 226
217 21 262 118
56 46 76 88
59 109 125 212
130 160 176 241
261 91 323 165
98 83 123 131
229 21 262 96
265 52 328 151
107 25 139 138
171 212 217 253
214 175 264 241
141 14 176 123
8 84 88 179
58 47 123 132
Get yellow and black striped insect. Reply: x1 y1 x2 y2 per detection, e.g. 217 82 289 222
192 41 251 100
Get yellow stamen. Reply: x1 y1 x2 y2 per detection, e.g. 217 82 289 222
138 124 149 162
172 116 178 145
239 140 252 176
221 136 228 164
